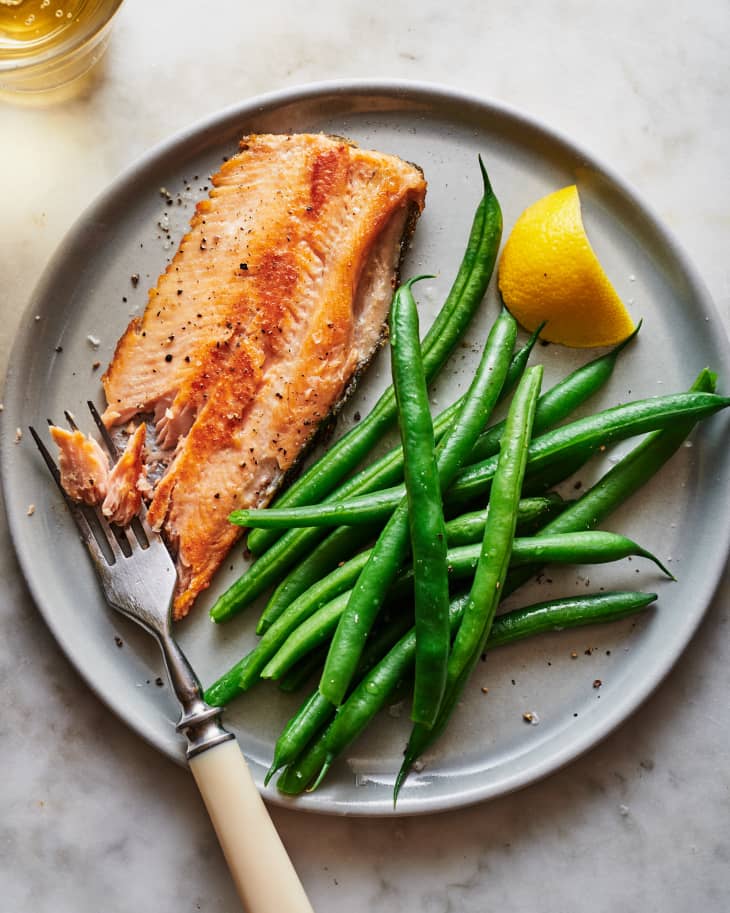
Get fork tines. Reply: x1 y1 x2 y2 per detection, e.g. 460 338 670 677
29 403 153 568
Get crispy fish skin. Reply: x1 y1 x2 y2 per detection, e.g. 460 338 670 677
100 133 426 618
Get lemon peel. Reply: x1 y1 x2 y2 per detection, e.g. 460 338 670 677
498 185 635 348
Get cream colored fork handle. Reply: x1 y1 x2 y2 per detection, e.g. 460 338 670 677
189 738 315 913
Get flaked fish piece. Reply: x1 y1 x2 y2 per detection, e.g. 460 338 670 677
80 133 426 618
49 426 109 505
102 423 147 526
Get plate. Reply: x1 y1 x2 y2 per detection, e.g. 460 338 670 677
3 80 729 816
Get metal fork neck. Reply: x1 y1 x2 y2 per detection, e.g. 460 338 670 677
156 629 234 759
177 702 234 759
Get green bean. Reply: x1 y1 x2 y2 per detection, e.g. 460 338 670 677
266 608 414 784
485 590 658 647
276 734 330 796
253 387 467 627
285 588 657 795
501 367 718 597
467 321 641 466
319 308 517 708
543 368 718 532
236 391 728 529
403 530 673 586
259 523 379 634
444 494 563 547
264 591 351 681
265 690 332 787
520 443 596 496
450 389 727 506
390 277 452 726
240 550 372 693
498 321 545 400
276 645 328 693
395 364 543 799
244 158 503 558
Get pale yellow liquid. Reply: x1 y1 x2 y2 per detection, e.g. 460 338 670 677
0 0 91 55
0 0 120 98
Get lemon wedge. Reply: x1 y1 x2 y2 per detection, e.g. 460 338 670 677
498 185 635 348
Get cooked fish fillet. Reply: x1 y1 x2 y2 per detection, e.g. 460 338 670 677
99 133 426 618
50 426 109 506
102 423 147 526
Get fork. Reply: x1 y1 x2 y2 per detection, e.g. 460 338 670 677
29 404 315 913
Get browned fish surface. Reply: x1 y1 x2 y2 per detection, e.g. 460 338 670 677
98 133 426 618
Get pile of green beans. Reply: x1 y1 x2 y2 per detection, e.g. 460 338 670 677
276 591 658 795
394 364 543 794
206 527 670 708
319 291 517 717
204 496 565 707
259 362 715 798
219 325 641 637
200 159 728 803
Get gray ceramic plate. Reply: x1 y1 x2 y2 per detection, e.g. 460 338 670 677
3 81 729 816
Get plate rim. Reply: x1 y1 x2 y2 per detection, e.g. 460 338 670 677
3 77 729 817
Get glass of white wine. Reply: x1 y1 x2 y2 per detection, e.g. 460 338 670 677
0 0 124 98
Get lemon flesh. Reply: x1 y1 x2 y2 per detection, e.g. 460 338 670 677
498 185 635 348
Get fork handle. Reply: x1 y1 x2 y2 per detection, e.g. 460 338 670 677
189 737 315 913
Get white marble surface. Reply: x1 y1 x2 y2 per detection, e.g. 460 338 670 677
1 1 729 911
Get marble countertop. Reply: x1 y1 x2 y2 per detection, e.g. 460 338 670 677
1 1 728 910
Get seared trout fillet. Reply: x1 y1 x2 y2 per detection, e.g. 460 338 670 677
101 133 426 618
50 426 109 506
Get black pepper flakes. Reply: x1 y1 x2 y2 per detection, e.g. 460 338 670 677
165 354 173 363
